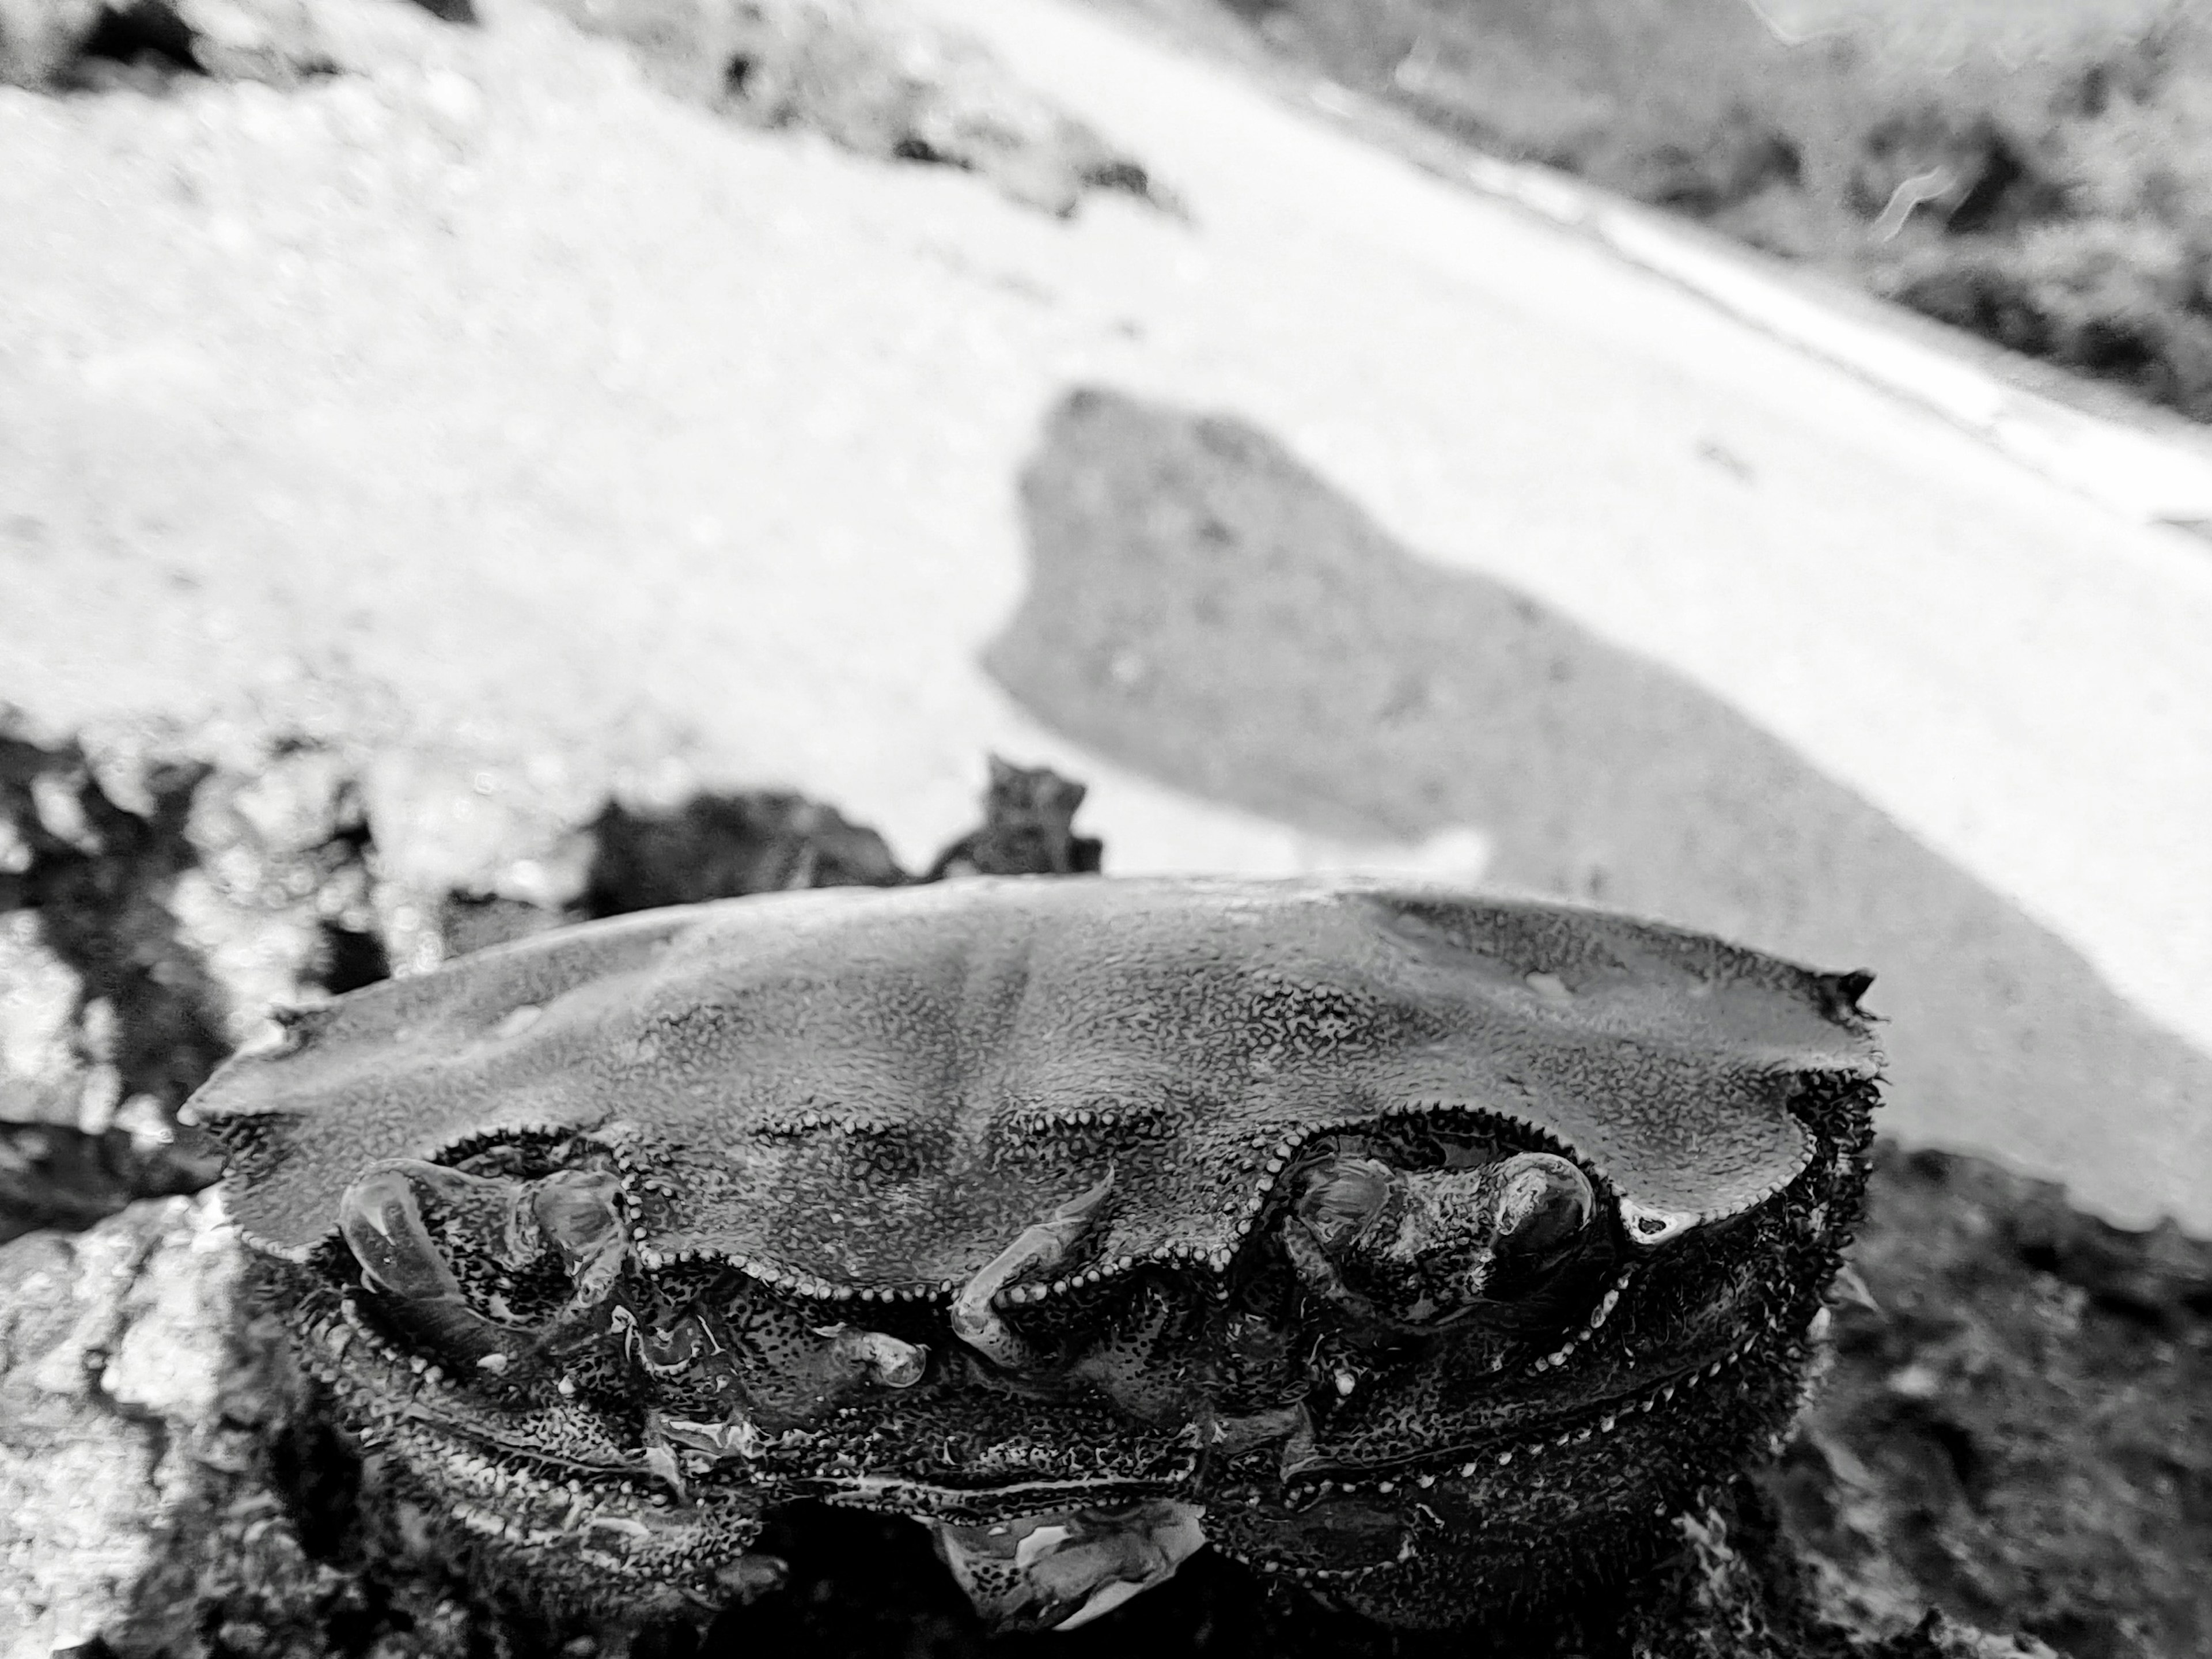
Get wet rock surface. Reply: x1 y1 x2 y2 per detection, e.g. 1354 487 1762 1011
1771 1145 2212 1659
0 724 2200 1658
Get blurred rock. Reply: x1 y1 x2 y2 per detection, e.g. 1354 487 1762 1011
171 733 387 1034
1887 221 2212 422
582 786 906 916
172 0 327 82
0 717 390 1237
0 0 103 84
0 0 329 89
7 0 1161 217
0 712 229 1135
358 748 594 972
539 0 1171 218
0 1193 567 1659
0 910 101 1130
926 754 1102 878
0 1195 242 1658
0 1115 221 1245
1769 1143 2212 1658
573 755 1104 914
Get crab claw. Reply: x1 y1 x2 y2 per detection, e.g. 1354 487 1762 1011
338 1159 634 1377
339 1163 538 1372
531 1169 629 1309
925 1500 1208 1632
1293 1156 1398 1256
820 1325 928 1388
340 1164 471 1304
714 1553 790 1602
950 1172 1115 1370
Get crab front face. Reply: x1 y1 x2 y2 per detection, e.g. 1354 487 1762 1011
194 877 1879 1630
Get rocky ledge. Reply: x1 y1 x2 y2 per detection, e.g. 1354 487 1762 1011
1 711 2202 1658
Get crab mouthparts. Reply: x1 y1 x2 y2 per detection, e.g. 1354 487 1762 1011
924 1500 1209 1633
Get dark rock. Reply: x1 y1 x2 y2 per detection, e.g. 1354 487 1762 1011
0 0 332 87
0 1119 221 1244
925 753 1103 878
1770 1143 2212 1658
0 712 231 1153
1624 105 1802 218
582 786 906 916
1887 226 2212 422
537 0 1172 218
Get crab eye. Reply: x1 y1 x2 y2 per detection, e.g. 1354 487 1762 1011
1490 1153 1595 1268
1284 1147 1602 1329
1293 1156 1399 1248
533 1171 623 1254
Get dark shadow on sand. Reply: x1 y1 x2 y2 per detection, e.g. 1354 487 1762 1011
984 388 2210 1223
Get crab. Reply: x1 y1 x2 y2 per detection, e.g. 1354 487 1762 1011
187 876 1880 1632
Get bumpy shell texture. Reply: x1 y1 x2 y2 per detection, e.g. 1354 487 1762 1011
198 877 1874 1284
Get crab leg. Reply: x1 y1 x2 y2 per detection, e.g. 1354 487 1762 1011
338 1160 632 1374
950 1172 1115 1369
927 1499 1209 1633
